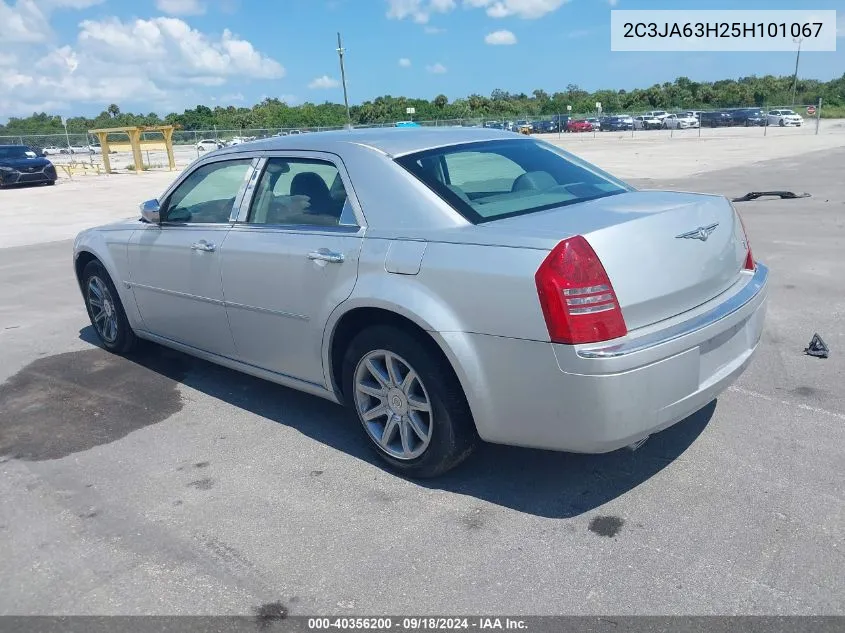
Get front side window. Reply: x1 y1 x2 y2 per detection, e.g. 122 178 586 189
395 139 630 224
163 159 253 223
247 157 349 227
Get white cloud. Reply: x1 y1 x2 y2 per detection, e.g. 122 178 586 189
426 62 447 74
386 0 455 24
47 0 105 7
608 0 618 6
0 0 107 45
387 0 567 22
155 0 206 16
77 17 284 80
481 0 568 19
0 14 285 116
398 57 411 67
0 1 51 43
308 74 340 89
485 29 516 45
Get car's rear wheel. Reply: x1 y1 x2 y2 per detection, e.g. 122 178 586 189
82 260 137 354
343 325 476 478
779 119 785 127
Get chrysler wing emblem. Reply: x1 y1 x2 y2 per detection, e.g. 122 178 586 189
676 223 719 242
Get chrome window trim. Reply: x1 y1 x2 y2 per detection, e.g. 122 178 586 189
228 223 364 236
576 263 768 359
234 150 366 229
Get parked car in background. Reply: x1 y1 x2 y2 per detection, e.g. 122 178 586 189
585 118 602 131
196 139 224 151
483 121 503 129
551 115 570 131
767 109 803 127
69 144 94 154
72 128 767 477
532 120 555 133
600 116 635 131
0 145 58 187
644 110 669 122
395 121 421 128
731 109 767 126
633 115 661 130
566 119 593 133
288 129 302 135
662 113 699 129
698 111 734 127
42 146 66 156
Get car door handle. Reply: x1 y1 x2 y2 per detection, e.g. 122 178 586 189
307 249 344 263
191 240 216 252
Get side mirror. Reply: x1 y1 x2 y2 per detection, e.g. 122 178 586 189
139 199 161 223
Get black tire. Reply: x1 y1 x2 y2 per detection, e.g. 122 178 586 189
342 325 477 478
779 119 785 127
81 260 137 354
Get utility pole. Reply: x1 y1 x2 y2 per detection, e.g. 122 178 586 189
61 116 71 150
791 37 803 106
336 32 352 129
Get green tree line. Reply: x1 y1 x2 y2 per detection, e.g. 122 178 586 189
2 73 843 136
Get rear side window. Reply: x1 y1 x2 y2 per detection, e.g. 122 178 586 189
395 139 630 224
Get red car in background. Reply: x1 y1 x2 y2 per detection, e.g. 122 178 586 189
566 119 593 133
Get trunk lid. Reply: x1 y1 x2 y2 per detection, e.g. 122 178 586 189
480 190 747 331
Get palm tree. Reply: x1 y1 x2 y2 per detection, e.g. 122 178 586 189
107 104 120 118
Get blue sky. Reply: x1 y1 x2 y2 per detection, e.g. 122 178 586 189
0 0 841 118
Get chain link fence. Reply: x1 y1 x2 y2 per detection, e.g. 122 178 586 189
0 102 828 174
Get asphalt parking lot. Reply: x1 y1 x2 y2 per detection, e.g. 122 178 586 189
0 136 843 615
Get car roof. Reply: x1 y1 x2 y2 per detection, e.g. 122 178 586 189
212 127 522 158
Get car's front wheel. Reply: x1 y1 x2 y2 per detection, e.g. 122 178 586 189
82 260 137 354
343 326 477 478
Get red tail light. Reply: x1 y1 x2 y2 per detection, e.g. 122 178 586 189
734 208 755 271
535 236 627 344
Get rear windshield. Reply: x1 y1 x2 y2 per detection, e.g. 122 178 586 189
394 139 630 224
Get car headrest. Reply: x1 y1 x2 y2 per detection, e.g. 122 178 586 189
511 171 558 192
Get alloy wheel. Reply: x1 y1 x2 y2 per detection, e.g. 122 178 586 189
354 349 434 460
87 275 119 344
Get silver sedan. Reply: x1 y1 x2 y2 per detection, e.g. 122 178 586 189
73 128 768 477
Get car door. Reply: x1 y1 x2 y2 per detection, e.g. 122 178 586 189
127 156 256 356
219 153 364 386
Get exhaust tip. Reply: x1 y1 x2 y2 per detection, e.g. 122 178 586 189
627 436 649 451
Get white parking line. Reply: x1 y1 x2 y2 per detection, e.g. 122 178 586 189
729 385 845 422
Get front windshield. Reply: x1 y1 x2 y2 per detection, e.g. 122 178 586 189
395 139 630 224
0 146 32 159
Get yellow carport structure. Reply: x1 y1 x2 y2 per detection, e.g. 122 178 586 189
87 125 177 174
